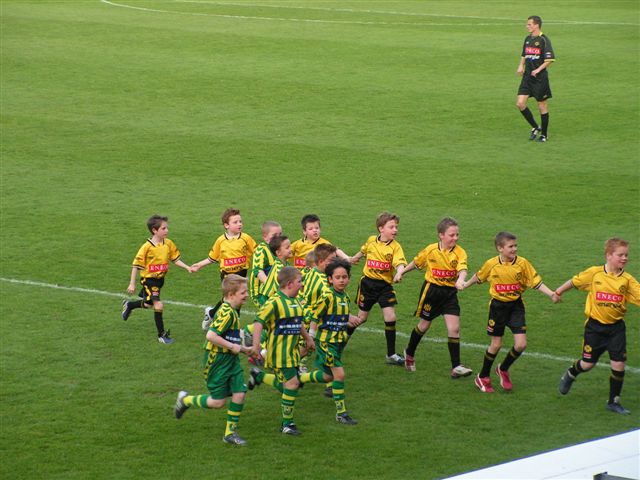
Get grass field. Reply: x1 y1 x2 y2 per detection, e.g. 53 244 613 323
1 1 638 478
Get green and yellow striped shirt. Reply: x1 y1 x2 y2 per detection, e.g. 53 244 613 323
312 287 351 344
256 290 305 369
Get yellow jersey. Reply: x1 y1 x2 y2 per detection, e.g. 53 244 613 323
207 232 257 274
476 255 542 302
132 238 181 279
571 266 640 325
413 242 468 287
290 236 332 269
360 235 407 284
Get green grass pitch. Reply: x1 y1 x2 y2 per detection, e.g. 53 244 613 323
1 1 638 478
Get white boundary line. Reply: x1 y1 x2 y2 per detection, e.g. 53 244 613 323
2 276 638 373
100 1 639 27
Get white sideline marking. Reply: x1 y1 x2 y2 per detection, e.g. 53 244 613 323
100 1 639 27
2 276 638 374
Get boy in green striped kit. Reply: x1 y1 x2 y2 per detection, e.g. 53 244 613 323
174 274 252 446
305 258 359 425
248 266 314 436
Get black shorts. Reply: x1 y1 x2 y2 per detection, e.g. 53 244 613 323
220 269 248 281
517 72 552 102
581 318 627 363
357 276 397 312
487 298 526 337
139 277 164 305
415 282 460 320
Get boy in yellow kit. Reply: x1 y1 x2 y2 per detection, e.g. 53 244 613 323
556 238 640 415
122 215 193 344
290 214 350 269
349 212 407 366
396 217 473 378
192 208 257 328
462 231 558 392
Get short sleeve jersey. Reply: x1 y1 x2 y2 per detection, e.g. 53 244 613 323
413 242 468 287
302 267 331 321
205 302 242 354
290 236 332 269
208 232 257 274
360 235 407 284
476 255 542 302
312 287 351 344
258 258 287 305
521 33 555 74
132 238 181 279
249 241 276 299
256 291 305 369
571 266 640 325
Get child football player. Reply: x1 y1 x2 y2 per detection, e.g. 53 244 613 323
461 231 558 392
349 212 407 366
556 238 639 415
122 214 193 344
290 213 350 269
174 275 252 445
396 217 473 378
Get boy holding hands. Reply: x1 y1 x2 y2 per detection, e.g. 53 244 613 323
396 217 473 378
122 215 193 344
461 231 559 392
248 266 315 436
556 238 639 415
350 212 407 366
248 220 282 307
174 275 252 445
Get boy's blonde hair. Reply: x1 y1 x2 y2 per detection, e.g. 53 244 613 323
313 243 337 263
221 274 247 297
495 231 517 248
437 217 458 234
305 251 316 268
278 266 301 288
604 237 629 256
376 212 399 229
261 220 281 235
221 208 241 225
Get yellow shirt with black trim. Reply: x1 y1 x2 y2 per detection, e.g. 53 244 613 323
203 302 241 376
249 241 276 300
312 287 351 344
207 232 257 274
256 290 305 369
360 235 407 284
571 266 640 325
476 255 542 302
413 242 468 287
290 236 332 269
132 238 181 279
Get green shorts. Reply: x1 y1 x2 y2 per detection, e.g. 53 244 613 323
313 340 345 376
203 352 247 400
274 367 299 384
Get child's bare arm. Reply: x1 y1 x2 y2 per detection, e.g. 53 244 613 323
191 258 214 272
393 263 407 283
460 273 479 290
536 282 559 303
350 251 363 264
173 258 194 273
207 330 243 354
127 267 139 294
554 279 574 296
394 260 416 283
455 269 468 290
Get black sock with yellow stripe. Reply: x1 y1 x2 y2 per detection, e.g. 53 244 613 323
609 369 625 404
499 347 523 371
479 349 497 378
406 327 425 357
384 322 397 356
